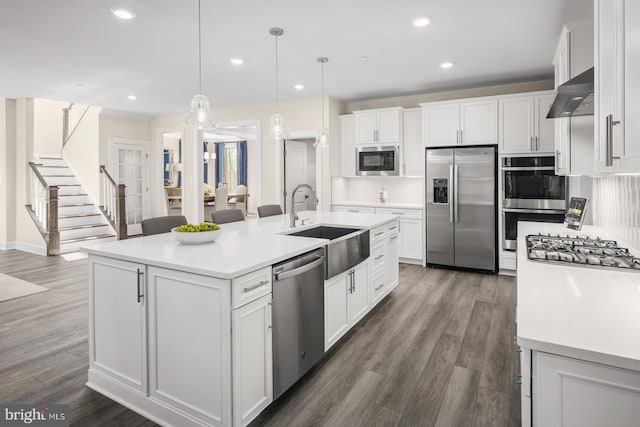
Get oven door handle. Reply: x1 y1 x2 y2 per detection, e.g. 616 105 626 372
502 208 566 214
502 166 556 171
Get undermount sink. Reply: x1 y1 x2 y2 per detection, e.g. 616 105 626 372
285 226 370 279
287 226 361 240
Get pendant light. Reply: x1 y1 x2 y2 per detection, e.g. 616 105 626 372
267 27 287 140
314 57 330 148
185 0 212 129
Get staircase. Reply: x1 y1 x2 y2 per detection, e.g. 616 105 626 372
34 156 116 254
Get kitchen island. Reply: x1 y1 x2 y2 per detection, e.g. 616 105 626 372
84 211 400 427
516 222 640 427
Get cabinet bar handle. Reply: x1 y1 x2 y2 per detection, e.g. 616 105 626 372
390 235 398 240
459 129 463 144
606 114 621 167
351 269 355 292
391 212 404 216
529 136 533 151
389 225 397 230
536 136 540 151
348 209 359 213
136 269 143 303
375 284 384 292
268 301 273 329
243 280 269 293
375 254 384 260
374 232 384 237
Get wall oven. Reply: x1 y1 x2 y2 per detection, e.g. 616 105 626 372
502 155 567 250
356 146 399 176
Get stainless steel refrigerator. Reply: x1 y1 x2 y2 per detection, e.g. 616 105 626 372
426 146 497 272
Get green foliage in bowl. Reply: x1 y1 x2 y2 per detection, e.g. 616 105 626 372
175 223 221 232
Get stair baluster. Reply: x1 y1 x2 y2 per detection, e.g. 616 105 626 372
99 165 127 240
27 162 60 256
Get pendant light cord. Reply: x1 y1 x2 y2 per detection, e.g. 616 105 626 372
198 0 202 95
321 60 325 127
275 35 279 109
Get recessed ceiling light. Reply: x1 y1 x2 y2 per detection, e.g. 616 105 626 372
294 84 305 90
440 62 454 69
413 17 430 27
360 56 369 61
111 8 136 20
230 58 244 66
127 95 137 100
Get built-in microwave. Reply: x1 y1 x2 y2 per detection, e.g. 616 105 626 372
356 146 400 176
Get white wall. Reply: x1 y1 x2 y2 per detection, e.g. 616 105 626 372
63 107 101 204
331 176 424 205
33 98 67 157
0 99 17 248
99 113 151 167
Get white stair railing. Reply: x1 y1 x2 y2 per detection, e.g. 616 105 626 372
99 165 127 240
27 162 60 255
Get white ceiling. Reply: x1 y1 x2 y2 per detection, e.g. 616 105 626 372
0 0 592 117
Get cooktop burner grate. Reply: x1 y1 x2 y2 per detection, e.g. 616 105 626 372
526 234 640 271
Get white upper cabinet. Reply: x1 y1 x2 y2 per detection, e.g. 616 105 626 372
595 0 640 173
554 26 572 175
422 99 497 147
499 91 555 154
340 114 356 176
354 107 403 145
402 108 424 176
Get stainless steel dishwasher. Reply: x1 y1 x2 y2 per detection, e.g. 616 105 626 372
272 247 326 399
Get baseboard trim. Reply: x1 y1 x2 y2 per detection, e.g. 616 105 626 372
400 257 423 266
1 241 47 256
0 241 16 251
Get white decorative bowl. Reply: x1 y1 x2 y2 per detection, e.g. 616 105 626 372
171 228 223 245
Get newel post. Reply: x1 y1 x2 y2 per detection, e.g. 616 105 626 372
116 184 127 240
47 186 60 256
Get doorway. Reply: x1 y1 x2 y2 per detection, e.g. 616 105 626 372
284 138 317 214
108 139 148 236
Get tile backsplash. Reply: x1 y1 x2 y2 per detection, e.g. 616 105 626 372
592 175 640 250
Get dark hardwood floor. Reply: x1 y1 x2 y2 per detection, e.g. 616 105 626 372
0 250 519 427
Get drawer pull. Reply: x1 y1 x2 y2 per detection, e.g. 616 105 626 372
243 280 269 293
389 226 397 231
390 235 398 240
374 254 384 260
374 284 384 291
392 212 404 215
374 232 384 237
348 209 359 213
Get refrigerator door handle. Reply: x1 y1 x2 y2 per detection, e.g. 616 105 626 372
454 164 459 223
449 165 454 223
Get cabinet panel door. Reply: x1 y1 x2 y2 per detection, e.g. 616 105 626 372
403 109 424 176
424 104 460 147
89 256 146 394
377 110 401 143
324 274 350 351
622 0 640 172
460 100 498 146
554 27 572 175
386 233 400 292
399 218 423 260
534 351 640 427
340 115 356 176
499 97 534 153
349 262 370 325
355 112 378 145
535 94 556 152
147 267 231 427
233 294 273 427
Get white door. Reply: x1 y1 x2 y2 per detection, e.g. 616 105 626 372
285 140 312 214
376 110 401 143
535 94 556 152
355 111 378 145
324 274 350 351
554 28 572 174
89 256 146 394
349 262 370 325
500 97 535 153
232 294 273 427
460 99 498 146
110 141 148 236
423 103 460 147
399 218 423 260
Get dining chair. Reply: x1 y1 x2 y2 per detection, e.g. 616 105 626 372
228 184 248 215
215 186 229 211
211 209 245 225
141 215 187 236
257 204 283 218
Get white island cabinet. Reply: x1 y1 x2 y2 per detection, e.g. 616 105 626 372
85 211 400 427
516 222 640 427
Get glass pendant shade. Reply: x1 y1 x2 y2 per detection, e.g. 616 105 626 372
315 125 329 148
268 111 287 140
185 94 212 129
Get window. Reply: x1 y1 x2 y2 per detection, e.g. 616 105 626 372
223 144 238 193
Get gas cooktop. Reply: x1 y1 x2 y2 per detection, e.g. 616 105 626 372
526 234 640 271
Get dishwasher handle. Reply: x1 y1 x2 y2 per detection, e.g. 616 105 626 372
274 257 325 281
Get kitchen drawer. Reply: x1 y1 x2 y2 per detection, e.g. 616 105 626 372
386 221 400 234
371 241 386 272
232 267 272 309
376 207 422 220
332 205 376 214
370 225 386 243
370 270 386 305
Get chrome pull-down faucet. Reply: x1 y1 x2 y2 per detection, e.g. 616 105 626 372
290 184 317 227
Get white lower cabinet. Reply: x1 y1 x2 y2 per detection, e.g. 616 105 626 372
370 269 386 305
147 266 231 427
386 229 399 292
89 256 147 395
232 294 273 427
522 349 640 427
324 260 370 351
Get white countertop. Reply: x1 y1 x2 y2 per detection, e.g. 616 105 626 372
83 211 398 280
332 201 423 209
517 222 640 371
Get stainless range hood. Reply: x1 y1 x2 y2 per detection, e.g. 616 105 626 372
546 67 594 118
